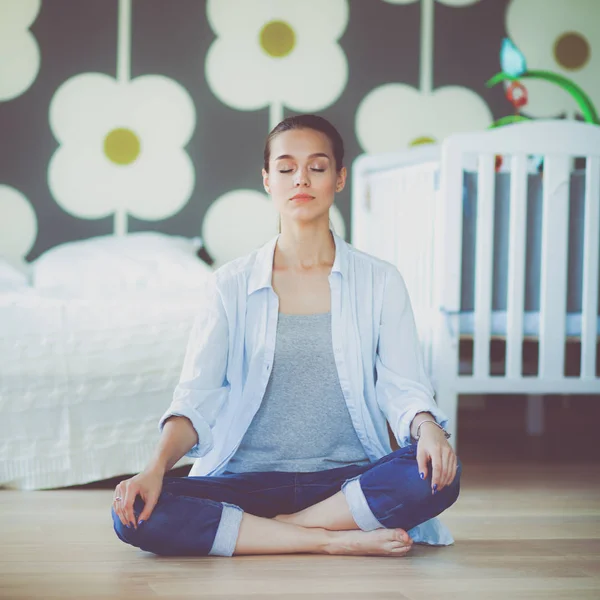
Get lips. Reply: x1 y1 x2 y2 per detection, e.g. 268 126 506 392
291 194 314 201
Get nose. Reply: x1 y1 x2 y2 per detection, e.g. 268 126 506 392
294 168 310 187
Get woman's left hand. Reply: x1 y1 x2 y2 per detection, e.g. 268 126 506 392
416 424 458 494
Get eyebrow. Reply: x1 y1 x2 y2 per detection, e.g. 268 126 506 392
274 153 331 161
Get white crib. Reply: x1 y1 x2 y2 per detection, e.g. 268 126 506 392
352 120 600 449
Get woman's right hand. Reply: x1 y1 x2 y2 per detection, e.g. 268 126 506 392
112 467 164 530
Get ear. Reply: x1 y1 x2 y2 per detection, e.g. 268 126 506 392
262 168 270 194
335 166 347 193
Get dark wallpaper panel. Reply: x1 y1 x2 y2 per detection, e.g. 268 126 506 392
0 0 525 266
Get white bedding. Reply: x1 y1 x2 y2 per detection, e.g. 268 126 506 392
0 287 206 490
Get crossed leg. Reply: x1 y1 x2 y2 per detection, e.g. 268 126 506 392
113 448 460 557
273 489 358 530
233 510 413 556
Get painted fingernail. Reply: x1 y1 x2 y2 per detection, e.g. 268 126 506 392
433 484 438 494
420 472 424 479
138 520 145 526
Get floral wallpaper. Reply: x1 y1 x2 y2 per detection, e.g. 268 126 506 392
0 0 598 268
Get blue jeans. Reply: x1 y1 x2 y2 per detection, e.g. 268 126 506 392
112 443 462 556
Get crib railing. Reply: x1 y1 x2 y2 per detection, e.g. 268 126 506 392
436 120 600 391
583 158 600 379
353 120 600 393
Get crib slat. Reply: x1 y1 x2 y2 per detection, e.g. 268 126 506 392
437 142 464 384
581 157 600 379
539 156 570 378
506 155 528 379
473 154 496 377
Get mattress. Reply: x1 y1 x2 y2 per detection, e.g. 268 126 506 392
456 310 600 338
0 288 207 490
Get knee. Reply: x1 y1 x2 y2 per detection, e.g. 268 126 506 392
363 455 462 531
420 456 462 507
367 453 462 511
110 492 222 557
111 497 153 551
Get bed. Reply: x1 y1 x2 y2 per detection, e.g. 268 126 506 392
351 120 600 448
0 233 214 490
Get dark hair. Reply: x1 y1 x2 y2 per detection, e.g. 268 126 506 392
263 114 345 173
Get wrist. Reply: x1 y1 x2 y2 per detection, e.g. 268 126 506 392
410 411 435 439
146 460 167 476
414 419 452 441
418 422 442 436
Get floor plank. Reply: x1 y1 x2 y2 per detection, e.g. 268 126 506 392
1 463 599 599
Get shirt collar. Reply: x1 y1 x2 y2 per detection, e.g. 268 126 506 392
247 228 348 296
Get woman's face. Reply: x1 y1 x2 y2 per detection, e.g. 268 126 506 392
262 128 346 226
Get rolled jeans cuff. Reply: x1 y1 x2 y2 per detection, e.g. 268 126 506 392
341 475 384 532
208 502 244 557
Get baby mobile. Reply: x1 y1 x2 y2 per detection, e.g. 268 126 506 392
486 38 599 171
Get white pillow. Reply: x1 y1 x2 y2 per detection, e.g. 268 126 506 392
32 232 213 296
0 257 31 290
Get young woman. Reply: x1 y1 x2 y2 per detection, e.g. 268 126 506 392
111 115 461 558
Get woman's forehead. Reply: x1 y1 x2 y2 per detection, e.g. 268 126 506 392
271 129 332 159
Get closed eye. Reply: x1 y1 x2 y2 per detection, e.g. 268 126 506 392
278 168 325 173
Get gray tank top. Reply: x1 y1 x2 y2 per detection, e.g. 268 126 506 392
225 312 371 473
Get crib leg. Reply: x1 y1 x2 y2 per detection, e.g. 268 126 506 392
526 394 545 436
436 389 459 452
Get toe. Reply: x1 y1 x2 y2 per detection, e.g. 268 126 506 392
400 529 411 543
392 529 410 545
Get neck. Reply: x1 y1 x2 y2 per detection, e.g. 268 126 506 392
275 221 335 271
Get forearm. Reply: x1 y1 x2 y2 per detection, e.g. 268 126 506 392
146 415 198 475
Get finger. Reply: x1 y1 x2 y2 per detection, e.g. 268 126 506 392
116 489 130 527
113 486 127 526
117 501 128 527
416 446 429 481
123 485 138 530
450 456 459 486
431 450 443 494
138 493 159 523
442 451 452 489
447 452 458 488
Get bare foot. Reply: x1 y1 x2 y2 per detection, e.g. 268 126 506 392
324 528 413 557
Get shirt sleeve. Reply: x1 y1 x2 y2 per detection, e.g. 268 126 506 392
375 266 449 447
158 274 230 458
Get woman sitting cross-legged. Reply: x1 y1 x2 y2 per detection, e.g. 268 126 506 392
111 114 461 558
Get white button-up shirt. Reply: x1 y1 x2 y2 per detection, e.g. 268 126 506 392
159 229 454 545
159 229 449 475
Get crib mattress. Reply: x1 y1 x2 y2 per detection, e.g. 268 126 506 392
457 310 600 339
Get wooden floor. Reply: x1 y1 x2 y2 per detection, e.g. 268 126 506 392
1 462 599 600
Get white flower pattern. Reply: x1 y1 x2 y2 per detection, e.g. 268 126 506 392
205 0 349 127
0 0 41 102
0 185 37 260
356 84 493 153
48 73 196 234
